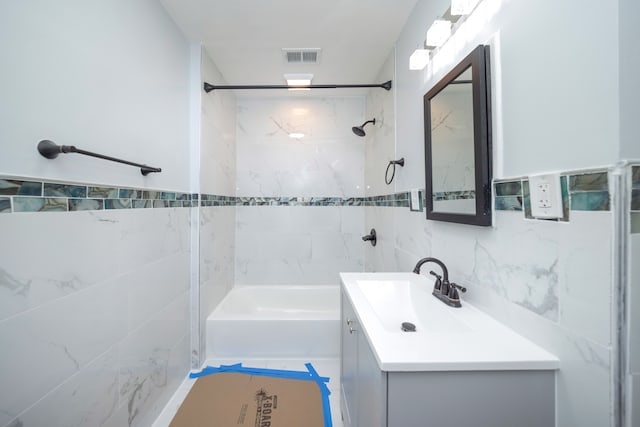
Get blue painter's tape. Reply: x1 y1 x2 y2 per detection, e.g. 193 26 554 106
305 363 333 427
190 363 332 427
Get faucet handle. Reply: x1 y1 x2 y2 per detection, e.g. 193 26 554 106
429 270 442 291
448 283 467 301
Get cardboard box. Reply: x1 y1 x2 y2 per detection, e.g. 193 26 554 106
169 372 326 427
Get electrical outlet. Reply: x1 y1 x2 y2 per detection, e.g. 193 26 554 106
529 174 563 219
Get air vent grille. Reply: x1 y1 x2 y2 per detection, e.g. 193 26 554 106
282 48 321 64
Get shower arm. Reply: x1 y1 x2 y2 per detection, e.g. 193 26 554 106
203 80 392 93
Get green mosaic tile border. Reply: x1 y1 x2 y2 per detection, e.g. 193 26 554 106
0 178 197 213
0 177 414 213
494 170 611 221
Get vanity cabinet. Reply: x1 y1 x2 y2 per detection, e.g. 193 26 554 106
340 289 556 427
341 290 386 427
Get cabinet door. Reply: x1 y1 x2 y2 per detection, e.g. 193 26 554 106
341 293 359 427
356 330 387 427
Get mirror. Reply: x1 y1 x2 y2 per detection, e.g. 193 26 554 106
423 45 492 226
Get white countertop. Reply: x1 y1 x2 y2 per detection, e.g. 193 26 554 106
340 272 559 372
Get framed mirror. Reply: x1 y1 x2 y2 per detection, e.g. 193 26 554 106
423 44 492 226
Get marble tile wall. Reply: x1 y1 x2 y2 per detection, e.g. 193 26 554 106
0 205 191 427
197 52 237 368
234 96 367 285
365 52 396 196
236 97 365 197
364 71 618 425
235 206 364 285
365 171 615 427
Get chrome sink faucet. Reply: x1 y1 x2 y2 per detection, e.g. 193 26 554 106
412 257 467 308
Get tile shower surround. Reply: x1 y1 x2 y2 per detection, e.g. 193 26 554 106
1 170 622 214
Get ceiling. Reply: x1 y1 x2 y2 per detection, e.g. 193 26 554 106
160 0 419 95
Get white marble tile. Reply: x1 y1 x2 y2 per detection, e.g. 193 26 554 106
289 206 342 232
116 208 190 275
7 346 119 427
117 291 190 427
200 52 237 196
364 206 400 272
0 210 119 322
235 206 363 285
126 252 190 332
236 97 365 197
236 206 292 233
199 206 236 285
629 234 640 373
0 278 128 426
365 51 396 196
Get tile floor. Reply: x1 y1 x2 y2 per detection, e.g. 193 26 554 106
153 357 343 427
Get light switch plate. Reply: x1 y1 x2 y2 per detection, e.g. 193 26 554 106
529 174 563 219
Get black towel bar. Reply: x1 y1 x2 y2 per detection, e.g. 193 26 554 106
37 140 161 176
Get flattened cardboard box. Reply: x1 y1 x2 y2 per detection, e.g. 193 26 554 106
169 372 325 427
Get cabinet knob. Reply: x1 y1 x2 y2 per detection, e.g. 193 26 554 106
349 325 357 334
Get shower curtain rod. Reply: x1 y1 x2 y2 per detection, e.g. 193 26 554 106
203 80 392 93
37 140 162 176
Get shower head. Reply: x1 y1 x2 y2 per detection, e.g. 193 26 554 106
352 118 376 137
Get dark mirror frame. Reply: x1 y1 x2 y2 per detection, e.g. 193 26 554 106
423 44 492 226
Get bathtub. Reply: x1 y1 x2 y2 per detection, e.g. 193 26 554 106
206 285 340 359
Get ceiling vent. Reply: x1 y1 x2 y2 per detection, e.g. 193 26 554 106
282 48 321 64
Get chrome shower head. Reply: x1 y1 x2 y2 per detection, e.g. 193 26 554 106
352 118 376 137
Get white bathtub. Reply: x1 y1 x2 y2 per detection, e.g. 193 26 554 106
206 285 340 359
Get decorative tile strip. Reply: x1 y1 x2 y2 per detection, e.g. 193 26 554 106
632 166 640 189
632 189 640 211
88 186 119 199
69 198 104 211
632 212 640 234
569 172 609 211
13 197 68 212
496 171 609 217
495 196 523 211
494 180 523 211
118 188 144 200
0 176 199 213
569 172 608 192
0 179 42 196
105 199 131 210
0 197 11 213
494 181 522 197
44 183 87 198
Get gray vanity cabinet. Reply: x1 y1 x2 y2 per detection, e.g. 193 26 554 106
341 290 387 427
340 290 556 427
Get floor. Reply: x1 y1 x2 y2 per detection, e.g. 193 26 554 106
153 357 344 427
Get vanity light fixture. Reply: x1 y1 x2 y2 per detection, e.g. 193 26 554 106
409 49 431 70
426 19 452 47
451 0 481 16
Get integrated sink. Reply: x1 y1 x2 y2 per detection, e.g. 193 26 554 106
355 279 470 333
340 272 560 371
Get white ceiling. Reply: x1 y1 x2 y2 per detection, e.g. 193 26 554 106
160 0 419 94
